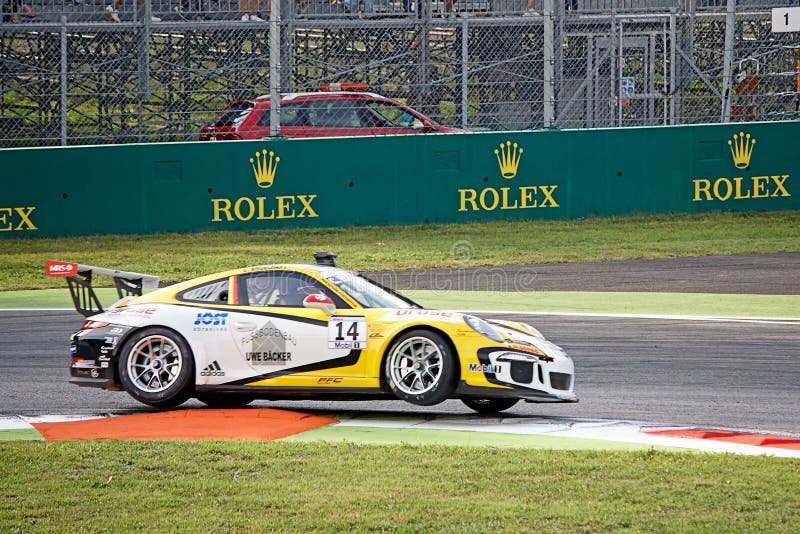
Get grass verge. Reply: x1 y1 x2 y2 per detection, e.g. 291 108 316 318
1 441 799 532
2 211 798 291
406 290 800 318
2 288 799 318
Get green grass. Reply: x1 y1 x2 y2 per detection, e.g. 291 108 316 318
2 211 799 291
1 441 798 532
3 288 799 318
406 290 800 318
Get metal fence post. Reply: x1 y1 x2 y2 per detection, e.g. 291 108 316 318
721 0 737 123
543 0 554 129
669 8 676 125
460 16 468 129
60 16 68 146
270 0 281 137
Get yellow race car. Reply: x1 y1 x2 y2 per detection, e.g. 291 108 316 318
59 253 576 413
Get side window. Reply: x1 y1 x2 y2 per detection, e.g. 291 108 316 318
309 100 364 128
258 103 312 127
239 271 349 309
279 102 311 127
177 279 230 304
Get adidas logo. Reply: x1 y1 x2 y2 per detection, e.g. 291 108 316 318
201 360 225 377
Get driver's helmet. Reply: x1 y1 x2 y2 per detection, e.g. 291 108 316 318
248 273 273 305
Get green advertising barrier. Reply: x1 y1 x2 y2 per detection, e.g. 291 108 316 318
1 121 797 238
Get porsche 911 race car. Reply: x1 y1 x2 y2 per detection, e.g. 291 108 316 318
48 254 576 413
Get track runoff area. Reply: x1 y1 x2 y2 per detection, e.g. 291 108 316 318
1 255 798 456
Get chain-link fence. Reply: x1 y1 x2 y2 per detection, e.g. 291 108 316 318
1 0 798 146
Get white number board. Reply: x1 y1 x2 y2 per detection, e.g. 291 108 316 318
772 8 800 33
328 316 367 350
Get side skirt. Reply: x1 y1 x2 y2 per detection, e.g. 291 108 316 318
194 384 391 401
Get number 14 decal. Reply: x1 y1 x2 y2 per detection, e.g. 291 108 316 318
328 316 367 350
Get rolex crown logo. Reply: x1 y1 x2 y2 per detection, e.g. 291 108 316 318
494 141 523 179
250 149 280 189
728 131 756 170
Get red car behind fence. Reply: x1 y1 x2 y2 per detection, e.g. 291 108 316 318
199 87 463 140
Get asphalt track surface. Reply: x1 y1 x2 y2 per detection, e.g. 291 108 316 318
1 254 798 435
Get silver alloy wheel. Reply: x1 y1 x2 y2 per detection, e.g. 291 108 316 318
125 334 183 393
387 336 444 396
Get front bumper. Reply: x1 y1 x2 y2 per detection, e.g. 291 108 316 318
463 347 577 403
69 323 131 389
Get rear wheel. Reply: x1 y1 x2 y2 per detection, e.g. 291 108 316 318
196 393 254 408
384 330 458 406
461 398 519 414
117 327 194 408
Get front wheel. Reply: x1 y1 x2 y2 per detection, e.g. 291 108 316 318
384 330 458 406
117 327 194 408
461 398 519 414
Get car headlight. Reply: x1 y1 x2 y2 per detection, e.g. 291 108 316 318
463 315 504 343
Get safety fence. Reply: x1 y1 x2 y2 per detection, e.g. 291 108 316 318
1 0 799 146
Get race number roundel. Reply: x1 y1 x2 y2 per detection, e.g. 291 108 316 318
328 317 367 350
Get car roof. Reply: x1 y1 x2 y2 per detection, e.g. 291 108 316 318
252 91 387 102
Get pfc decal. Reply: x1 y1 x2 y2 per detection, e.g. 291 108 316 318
318 377 344 384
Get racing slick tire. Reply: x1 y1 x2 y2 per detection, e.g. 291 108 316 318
196 394 254 408
117 327 195 408
461 398 519 413
384 329 458 406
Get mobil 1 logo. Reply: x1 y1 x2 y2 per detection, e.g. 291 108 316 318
328 316 367 350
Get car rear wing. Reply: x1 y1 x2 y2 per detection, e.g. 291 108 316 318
45 259 160 317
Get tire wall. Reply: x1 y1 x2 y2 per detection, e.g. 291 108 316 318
1 121 798 238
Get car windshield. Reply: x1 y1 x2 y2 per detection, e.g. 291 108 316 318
211 102 253 126
325 272 418 309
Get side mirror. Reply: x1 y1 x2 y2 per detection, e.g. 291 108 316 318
303 293 336 316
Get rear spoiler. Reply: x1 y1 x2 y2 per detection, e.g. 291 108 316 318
46 259 160 317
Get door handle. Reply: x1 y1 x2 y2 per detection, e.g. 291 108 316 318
233 321 257 332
